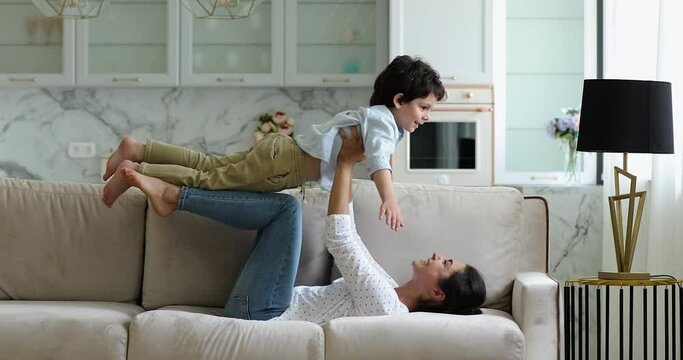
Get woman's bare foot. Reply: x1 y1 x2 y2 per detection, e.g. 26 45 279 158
103 137 144 181
122 168 180 217
102 160 139 207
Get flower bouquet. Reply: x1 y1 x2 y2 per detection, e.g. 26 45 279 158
253 111 295 144
547 107 580 182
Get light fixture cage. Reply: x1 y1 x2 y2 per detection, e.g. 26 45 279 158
182 0 263 19
31 0 108 19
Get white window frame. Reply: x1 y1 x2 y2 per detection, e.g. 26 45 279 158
493 0 598 185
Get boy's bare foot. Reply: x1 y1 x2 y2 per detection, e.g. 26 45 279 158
102 160 138 207
122 168 179 217
103 137 144 181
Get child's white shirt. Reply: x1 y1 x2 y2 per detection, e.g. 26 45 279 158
294 105 404 191
270 211 408 325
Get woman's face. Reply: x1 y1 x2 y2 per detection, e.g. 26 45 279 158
411 253 465 287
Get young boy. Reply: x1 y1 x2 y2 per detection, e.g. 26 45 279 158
102 55 445 231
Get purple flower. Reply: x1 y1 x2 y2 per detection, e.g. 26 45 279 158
548 107 580 140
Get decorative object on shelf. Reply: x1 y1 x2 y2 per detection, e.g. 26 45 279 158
343 58 360 74
547 107 580 183
253 111 295 144
340 27 358 44
31 0 107 19
182 0 263 19
578 79 674 280
25 17 38 44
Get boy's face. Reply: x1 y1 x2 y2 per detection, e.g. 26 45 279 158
391 93 438 133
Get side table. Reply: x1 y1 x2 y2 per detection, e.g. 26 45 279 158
564 276 681 359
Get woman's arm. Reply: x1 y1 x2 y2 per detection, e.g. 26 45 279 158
327 127 365 216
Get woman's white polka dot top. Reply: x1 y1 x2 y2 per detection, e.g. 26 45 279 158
271 214 408 325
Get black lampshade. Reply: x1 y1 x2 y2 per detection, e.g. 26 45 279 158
577 79 674 154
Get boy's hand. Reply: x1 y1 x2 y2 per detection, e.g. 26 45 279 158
337 126 365 164
379 198 404 231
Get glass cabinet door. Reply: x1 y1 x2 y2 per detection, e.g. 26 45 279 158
180 0 283 86
0 1 75 87
76 0 178 86
496 0 597 185
284 0 388 86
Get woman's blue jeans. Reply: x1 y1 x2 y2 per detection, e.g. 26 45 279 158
177 187 302 320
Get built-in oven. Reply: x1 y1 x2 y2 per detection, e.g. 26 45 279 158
393 85 494 186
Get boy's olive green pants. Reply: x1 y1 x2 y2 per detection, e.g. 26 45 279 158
138 133 304 192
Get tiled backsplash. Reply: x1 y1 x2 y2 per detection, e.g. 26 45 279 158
0 87 371 183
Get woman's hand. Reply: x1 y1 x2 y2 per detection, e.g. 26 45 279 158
337 126 365 165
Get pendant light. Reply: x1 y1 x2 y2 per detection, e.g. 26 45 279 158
31 0 108 19
182 0 263 20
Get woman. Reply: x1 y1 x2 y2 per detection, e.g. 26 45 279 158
117 127 486 323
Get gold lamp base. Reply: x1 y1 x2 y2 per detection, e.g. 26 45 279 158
598 271 650 280
602 153 648 279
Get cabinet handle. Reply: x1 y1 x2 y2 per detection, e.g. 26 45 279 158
433 107 493 112
216 77 245 83
530 176 559 181
464 92 475 99
112 77 142 83
9 77 38 83
443 75 457 81
322 77 350 83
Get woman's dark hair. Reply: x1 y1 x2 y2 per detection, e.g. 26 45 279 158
416 264 486 315
369 55 446 108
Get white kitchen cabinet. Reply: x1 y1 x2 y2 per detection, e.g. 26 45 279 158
75 0 179 86
3 0 389 88
284 0 388 87
180 0 283 86
0 1 75 87
389 0 492 85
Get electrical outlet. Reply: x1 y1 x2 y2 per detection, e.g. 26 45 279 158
68 142 96 158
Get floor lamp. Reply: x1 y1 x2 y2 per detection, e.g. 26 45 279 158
577 79 674 280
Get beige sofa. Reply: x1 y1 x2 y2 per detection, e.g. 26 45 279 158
0 176 558 360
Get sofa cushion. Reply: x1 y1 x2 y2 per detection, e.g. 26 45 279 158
323 310 524 360
127 309 325 360
0 301 143 360
141 193 333 309
329 180 524 312
0 177 146 302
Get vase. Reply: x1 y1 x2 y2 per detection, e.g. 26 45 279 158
565 140 579 184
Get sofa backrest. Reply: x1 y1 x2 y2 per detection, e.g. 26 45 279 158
519 196 549 273
0 176 547 313
142 180 547 313
328 181 527 312
0 177 146 303
141 189 334 310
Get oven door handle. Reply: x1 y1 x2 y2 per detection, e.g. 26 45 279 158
433 107 493 113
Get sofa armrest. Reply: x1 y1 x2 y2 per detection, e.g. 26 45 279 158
512 272 560 360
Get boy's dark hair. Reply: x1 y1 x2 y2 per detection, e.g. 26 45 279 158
370 55 446 108
415 264 486 316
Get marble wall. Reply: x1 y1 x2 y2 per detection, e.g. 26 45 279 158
520 185 604 283
0 87 371 183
